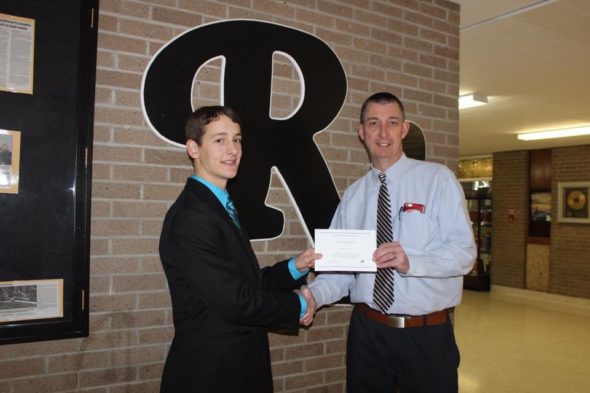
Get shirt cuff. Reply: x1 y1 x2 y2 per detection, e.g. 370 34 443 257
288 258 308 280
298 293 307 319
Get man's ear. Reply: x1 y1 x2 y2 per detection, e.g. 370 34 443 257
401 120 410 139
186 139 199 159
357 123 365 142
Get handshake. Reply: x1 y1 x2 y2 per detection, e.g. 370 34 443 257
292 247 321 327
296 285 316 326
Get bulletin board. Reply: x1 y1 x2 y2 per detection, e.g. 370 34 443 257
0 0 98 344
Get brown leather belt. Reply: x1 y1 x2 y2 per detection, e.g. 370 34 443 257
355 303 453 328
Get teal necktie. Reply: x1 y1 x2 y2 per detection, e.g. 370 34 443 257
226 198 241 229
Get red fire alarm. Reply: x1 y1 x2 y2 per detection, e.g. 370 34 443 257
508 208 515 223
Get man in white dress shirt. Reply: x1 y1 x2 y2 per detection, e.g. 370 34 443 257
308 92 476 393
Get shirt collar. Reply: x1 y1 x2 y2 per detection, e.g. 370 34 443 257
191 175 230 208
371 153 410 182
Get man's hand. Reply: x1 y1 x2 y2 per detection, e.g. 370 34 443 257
294 248 322 272
298 285 316 326
373 241 409 274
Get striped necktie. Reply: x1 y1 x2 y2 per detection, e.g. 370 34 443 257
373 172 395 313
226 198 241 229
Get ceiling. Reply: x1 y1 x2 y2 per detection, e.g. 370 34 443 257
455 0 590 157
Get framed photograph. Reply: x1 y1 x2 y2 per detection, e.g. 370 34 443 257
557 182 590 223
530 191 551 222
0 129 20 193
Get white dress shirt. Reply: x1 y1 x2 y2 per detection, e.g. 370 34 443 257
309 154 476 315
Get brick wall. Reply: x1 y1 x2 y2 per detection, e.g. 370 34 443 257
550 145 590 298
492 145 590 300
491 150 528 288
0 1 460 392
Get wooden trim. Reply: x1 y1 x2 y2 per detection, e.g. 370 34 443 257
526 236 551 245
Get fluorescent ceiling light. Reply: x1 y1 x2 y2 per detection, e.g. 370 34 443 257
459 93 488 109
517 126 590 141
461 0 557 32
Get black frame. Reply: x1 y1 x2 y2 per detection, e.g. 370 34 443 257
0 0 98 345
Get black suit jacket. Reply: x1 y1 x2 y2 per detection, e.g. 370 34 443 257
159 178 305 393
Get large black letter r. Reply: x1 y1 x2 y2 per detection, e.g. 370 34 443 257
142 20 347 240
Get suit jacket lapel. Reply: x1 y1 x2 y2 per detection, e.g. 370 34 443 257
185 179 261 279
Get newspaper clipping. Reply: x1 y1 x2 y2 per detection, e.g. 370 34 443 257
0 12 35 94
0 279 64 323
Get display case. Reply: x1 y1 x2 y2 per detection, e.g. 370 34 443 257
0 0 97 344
462 180 492 291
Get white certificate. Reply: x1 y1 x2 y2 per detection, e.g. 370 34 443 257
314 229 377 272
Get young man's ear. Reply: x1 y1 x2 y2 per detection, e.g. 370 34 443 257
186 139 199 159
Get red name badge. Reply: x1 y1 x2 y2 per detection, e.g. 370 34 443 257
402 202 426 214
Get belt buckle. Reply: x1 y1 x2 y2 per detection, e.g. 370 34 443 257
387 315 405 328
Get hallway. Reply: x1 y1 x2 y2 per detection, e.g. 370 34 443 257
455 290 590 393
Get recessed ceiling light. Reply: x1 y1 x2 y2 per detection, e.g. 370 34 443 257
459 93 488 109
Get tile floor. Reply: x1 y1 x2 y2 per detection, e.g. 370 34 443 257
455 290 590 393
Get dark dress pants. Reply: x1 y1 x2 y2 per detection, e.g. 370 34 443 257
346 306 460 393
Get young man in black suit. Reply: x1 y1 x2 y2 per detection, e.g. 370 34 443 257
159 106 319 393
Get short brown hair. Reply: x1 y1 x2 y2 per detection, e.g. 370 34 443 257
359 92 405 123
185 106 242 145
